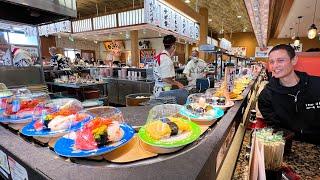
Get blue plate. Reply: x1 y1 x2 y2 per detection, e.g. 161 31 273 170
0 114 33 123
179 106 224 121
54 123 135 157
21 115 93 137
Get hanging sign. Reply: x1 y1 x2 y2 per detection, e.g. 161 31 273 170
144 0 199 41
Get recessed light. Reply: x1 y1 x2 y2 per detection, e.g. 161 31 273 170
119 32 123 35
185 0 191 3
208 18 212 22
237 15 242 18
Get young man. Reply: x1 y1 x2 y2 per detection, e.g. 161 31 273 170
183 50 208 89
153 35 184 97
258 44 320 144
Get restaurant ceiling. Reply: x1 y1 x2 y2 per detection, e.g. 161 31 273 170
76 0 143 17
187 0 253 34
76 0 252 34
277 0 320 38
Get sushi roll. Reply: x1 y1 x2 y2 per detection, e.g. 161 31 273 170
217 97 226 105
145 117 190 140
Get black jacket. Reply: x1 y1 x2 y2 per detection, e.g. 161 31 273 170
258 71 320 144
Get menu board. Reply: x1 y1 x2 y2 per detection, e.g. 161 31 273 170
144 0 199 41
225 65 236 92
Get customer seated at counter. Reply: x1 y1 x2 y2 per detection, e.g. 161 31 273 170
258 44 320 144
153 35 184 97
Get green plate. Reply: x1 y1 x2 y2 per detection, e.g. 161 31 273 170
138 119 201 148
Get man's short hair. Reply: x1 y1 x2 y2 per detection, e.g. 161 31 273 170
269 44 295 59
163 35 176 49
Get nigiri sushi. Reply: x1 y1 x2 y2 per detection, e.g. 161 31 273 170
74 117 123 150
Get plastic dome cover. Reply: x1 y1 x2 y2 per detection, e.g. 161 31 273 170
32 98 85 131
183 93 216 116
3 89 50 119
0 89 13 116
74 106 125 150
144 104 192 140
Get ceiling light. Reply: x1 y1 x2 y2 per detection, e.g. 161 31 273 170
308 0 318 39
208 18 212 22
294 16 302 46
308 24 317 39
237 15 242 18
294 37 300 46
94 40 98 44
185 0 191 3
143 29 146 34
119 32 123 35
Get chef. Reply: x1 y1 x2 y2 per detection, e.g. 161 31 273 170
153 35 184 97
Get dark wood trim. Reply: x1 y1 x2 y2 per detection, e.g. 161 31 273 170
269 0 294 39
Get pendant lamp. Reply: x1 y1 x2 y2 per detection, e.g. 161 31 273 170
294 16 302 46
308 0 318 39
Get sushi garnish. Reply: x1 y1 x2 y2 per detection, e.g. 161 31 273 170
74 117 123 150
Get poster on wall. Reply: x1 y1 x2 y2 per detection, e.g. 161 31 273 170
11 45 39 58
140 49 156 64
232 47 247 57
290 43 302 52
104 41 124 57
255 46 273 58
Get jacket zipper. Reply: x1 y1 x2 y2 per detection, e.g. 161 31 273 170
288 90 300 112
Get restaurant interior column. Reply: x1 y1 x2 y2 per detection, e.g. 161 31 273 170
199 7 208 61
130 30 139 67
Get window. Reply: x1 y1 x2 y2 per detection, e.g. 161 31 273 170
64 49 80 62
8 32 38 46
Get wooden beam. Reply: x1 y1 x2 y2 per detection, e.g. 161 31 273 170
130 30 139 67
269 0 294 38
199 7 208 60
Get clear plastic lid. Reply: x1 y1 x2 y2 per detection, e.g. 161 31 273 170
144 104 191 140
74 106 125 150
184 93 213 115
85 106 124 123
0 89 12 99
3 89 50 119
32 98 87 132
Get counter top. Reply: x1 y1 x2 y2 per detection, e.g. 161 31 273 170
103 77 154 83
233 131 320 179
0 79 258 180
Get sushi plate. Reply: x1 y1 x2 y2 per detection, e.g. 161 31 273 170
212 101 235 110
138 119 201 148
0 115 33 124
21 115 93 137
54 123 135 157
179 106 224 121
230 95 244 101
